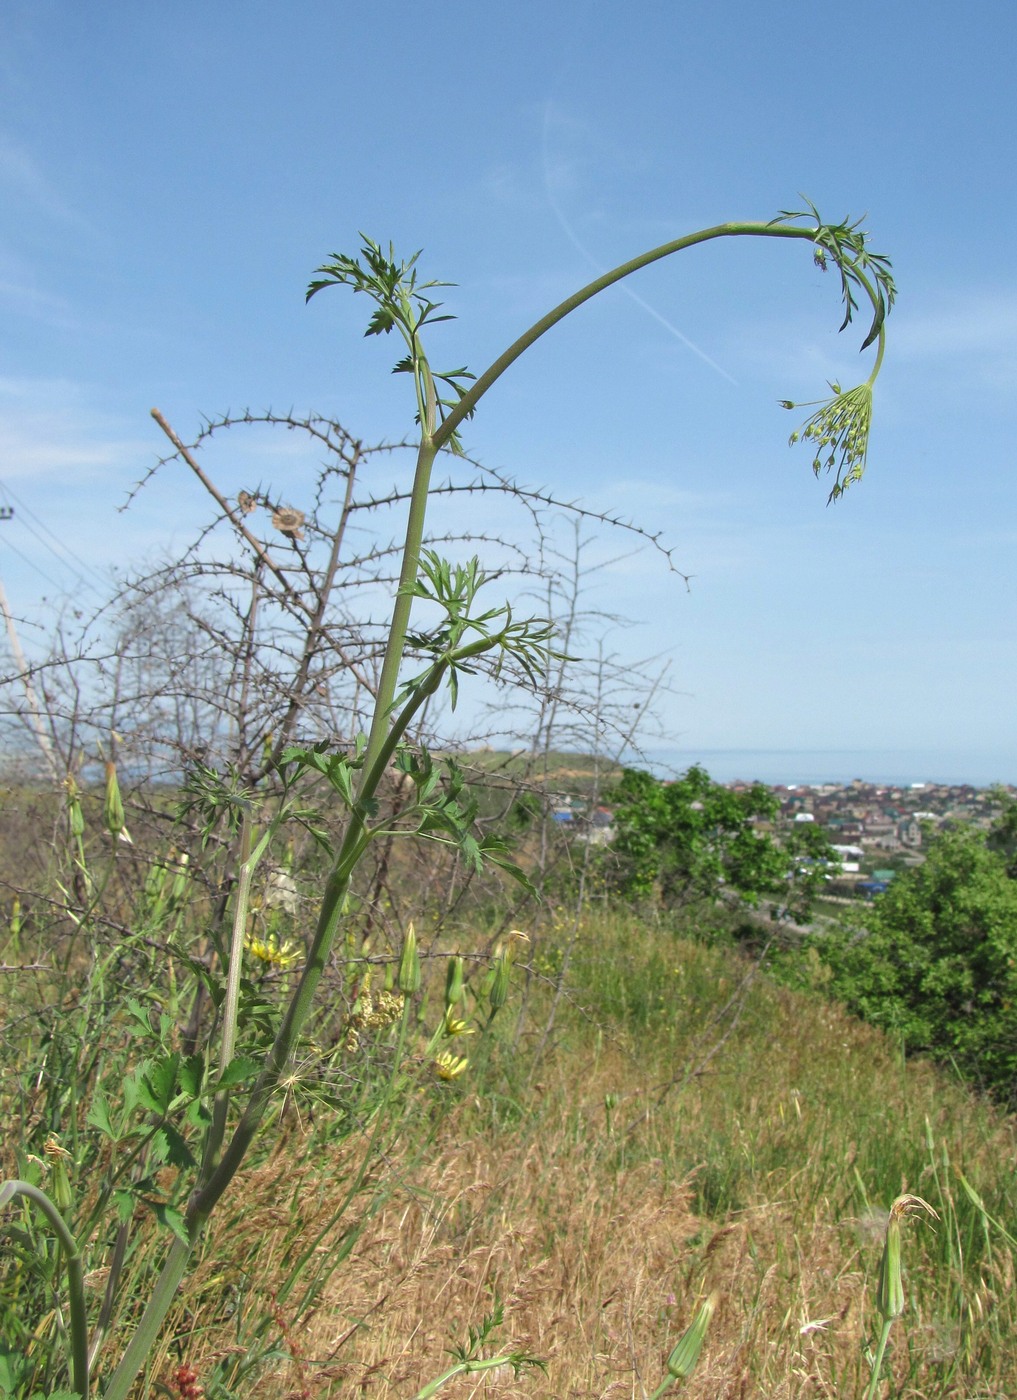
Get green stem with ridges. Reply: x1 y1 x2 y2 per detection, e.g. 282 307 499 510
0 1180 89 1399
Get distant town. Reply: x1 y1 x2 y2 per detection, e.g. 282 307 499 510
547 773 1016 898
742 776 1015 894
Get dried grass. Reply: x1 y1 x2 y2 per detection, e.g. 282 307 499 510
147 927 1017 1400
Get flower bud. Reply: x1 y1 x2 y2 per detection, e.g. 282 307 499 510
444 954 465 1009
666 1291 718 1380
875 1195 937 1322
488 950 511 1012
44 1134 74 1214
65 775 84 839
103 761 128 840
398 923 421 995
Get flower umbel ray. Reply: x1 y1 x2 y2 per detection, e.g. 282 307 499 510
781 379 873 503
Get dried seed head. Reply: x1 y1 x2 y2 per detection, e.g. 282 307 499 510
272 506 305 540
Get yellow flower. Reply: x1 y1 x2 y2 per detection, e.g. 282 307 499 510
244 931 300 970
442 1006 477 1038
433 1052 469 1081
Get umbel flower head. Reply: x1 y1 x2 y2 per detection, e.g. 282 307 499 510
781 379 873 503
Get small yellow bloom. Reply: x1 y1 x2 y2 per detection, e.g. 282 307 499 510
433 1052 469 1081
442 1006 477 1038
244 931 300 970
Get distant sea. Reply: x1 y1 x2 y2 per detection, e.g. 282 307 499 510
638 748 1016 789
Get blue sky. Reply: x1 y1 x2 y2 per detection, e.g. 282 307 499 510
1 1 1015 783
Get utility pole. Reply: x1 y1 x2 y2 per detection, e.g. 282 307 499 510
0 507 61 781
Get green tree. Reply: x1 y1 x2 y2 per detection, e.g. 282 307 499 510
987 789 1017 878
815 824 1017 1103
608 765 832 919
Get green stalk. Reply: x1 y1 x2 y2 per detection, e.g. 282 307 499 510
100 213 889 1398
435 222 842 452
0 1180 89 1399
409 1353 527 1400
864 1317 895 1400
357 370 438 789
361 220 880 795
101 1235 192 1400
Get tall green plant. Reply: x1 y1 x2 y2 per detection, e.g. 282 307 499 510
2 204 893 1399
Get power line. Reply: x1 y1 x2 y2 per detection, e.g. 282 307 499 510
0 527 66 591
0 479 109 589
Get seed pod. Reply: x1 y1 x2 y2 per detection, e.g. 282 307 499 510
666 1291 718 1380
444 954 465 1010
398 923 421 995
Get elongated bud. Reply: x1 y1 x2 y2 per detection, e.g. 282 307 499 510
170 850 190 903
398 923 421 995
44 1134 74 1214
876 1195 937 1322
103 761 126 839
666 1291 718 1380
10 895 21 937
65 775 84 839
489 950 511 1013
444 954 465 1010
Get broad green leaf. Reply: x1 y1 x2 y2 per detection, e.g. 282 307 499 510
138 1052 180 1115
86 1089 115 1140
150 1201 189 1244
152 1125 196 1169
215 1056 262 1089
177 1052 205 1099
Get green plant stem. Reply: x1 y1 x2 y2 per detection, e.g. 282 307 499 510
0 1180 89 1399
357 370 438 789
99 214 889 1398
437 222 865 451
361 219 884 819
99 666 454 1400
409 1353 527 1400
864 1317 895 1400
101 1235 191 1400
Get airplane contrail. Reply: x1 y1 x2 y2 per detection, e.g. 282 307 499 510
540 101 738 386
